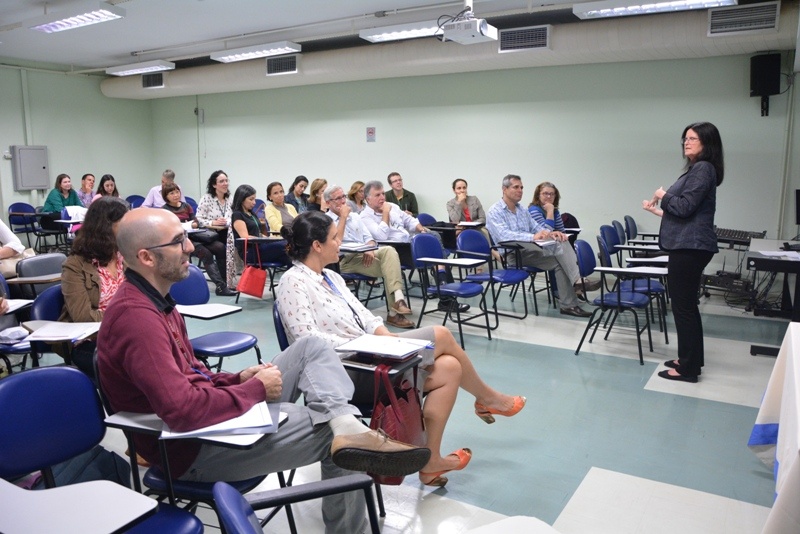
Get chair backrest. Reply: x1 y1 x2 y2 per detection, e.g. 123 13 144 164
612 220 626 247
599 224 620 254
272 302 290 351
8 202 36 227
126 195 145 208
17 252 66 278
573 239 596 278
416 213 437 226
0 366 105 479
561 212 580 229
213 481 263 534
17 253 66 297
596 234 614 268
185 196 198 213
0 272 10 298
456 229 491 259
410 232 444 269
169 264 210 305
31 283 65 321
253 199 266 220
624 215 638 240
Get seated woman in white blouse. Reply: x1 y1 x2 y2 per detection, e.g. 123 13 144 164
276 211 525 487
0 218 29 281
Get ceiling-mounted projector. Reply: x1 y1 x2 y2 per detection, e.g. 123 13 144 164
442 18 498 44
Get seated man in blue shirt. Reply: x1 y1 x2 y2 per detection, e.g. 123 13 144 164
324 184 414 329
486 174 598 318
360 180 469 314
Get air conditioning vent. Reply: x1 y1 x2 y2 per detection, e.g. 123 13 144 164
708 1 780 37
141 72 164 89
266 55 298 76
499 25 551 53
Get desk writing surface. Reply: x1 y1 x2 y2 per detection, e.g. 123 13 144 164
0 478 156 534
417 256 484 268
176 303 242 320
6 273 62 285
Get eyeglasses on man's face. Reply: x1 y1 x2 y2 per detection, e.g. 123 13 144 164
329 194 346 203
145 231 191 252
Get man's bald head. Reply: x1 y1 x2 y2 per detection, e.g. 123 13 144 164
117 208 181 268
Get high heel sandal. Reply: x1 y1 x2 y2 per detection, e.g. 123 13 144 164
474 396 526 424
419 448 472 487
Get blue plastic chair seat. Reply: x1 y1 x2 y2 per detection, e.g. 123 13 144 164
143 465 264 498
592 291 650 308
426 282 484 299
621 279 665 293
190 332 258 357
0 341 31 354
125 503 204 534
467 270 528 285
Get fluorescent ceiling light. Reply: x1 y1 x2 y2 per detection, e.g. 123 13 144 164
29 2 125 33
105 60 175 77
359 20 441 43
210 41 301 63
573 0 737 19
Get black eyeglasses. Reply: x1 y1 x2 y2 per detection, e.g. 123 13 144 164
144 231 190 252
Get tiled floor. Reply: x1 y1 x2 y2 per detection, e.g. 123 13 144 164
83 277 782 533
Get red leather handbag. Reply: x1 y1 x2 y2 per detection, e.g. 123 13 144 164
236 238 267 298
369 364 425 485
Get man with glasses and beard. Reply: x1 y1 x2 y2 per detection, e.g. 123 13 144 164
96 208 430 533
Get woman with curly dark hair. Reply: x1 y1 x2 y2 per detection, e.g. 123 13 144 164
59 196 129 378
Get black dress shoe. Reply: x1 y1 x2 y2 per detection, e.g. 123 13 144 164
216 285 238 297
560 306 592 318
437 300 470 313
657 370 698 383
663 360 701 375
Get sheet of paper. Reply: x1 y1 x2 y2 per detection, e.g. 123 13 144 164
4 299 33 315
161 401 274 439
760 251 800 260
334 334 430 359
339 243 377 253
25 322 100 342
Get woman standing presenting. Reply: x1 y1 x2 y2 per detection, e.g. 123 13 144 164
643 122 723 383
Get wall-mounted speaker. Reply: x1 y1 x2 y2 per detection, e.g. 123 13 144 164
750 53 781 97
795 189 800 226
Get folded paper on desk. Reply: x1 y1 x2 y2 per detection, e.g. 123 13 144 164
339 242 377 253
161 401 274 439
335 334 429 361
25 322 100 343
0 326 28 344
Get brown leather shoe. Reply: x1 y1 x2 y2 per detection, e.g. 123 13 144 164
391 299 412 315
386 313 414 329
331 429 431 476
575 278 602 292
560 306 592 318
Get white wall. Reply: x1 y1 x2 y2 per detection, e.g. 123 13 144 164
0 67 153 208
151 54 794 254
3 53 798 276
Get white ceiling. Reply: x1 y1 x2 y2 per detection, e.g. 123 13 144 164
0 0 580 72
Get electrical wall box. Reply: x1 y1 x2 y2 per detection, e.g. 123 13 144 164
10 145 50 191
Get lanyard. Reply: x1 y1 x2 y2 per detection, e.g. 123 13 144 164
165 315 212 381
322 272 365 331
